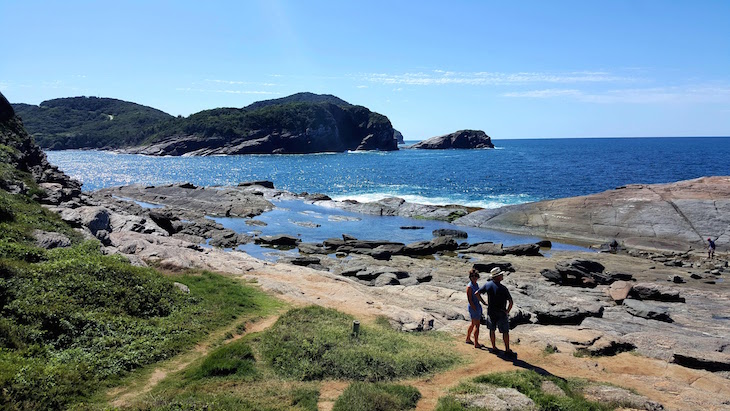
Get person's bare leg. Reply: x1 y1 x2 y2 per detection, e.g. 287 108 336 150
466 321 475 344
503 332 510 352
474 324 481 348
490 329 497 350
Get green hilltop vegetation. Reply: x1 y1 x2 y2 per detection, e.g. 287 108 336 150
13 92 395 153
13 97 173 150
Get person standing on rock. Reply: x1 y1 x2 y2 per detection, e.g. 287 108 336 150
477 267 515 357
707 237 716 259
466 268 487 349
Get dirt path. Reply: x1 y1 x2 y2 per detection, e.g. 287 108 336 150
107 315 280 408
404 331 730 411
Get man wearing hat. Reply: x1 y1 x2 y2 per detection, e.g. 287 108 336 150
477 267 515 356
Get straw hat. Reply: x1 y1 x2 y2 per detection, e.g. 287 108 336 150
489 267 507 280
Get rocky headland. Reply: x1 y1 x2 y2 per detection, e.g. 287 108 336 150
14 92 399 155
410 129 494 149
3 90 730 409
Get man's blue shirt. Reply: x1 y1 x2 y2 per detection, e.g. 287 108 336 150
478 281 512 316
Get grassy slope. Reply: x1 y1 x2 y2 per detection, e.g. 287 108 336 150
0 182 281 410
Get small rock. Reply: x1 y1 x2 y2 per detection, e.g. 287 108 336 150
607 281 633 302
173 282 190 294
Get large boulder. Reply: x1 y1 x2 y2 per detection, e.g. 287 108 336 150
411 129 494 149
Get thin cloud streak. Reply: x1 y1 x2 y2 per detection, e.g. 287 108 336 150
356 70 636 86
503 86 730 104
176 88 280 95
205 79 279 87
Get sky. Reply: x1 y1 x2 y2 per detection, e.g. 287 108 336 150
1 0 729 140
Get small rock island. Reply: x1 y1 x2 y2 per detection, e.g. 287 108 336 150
410 129 494 149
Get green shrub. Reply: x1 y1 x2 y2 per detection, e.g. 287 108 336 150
332 382 421 411
0 241 47 262
290 387 319 411
435 370 613 411
188 340 257 379
0 194 13 222
258 306 458 381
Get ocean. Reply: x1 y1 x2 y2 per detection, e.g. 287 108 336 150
46 137 730 259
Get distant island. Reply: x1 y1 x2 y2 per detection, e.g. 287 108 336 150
14 93 399 155
409 129 494 149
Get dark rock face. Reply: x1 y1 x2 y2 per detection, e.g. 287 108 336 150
432 228 468 238
630 283 685 302
622 299 673 323
126 95 398 155
541 259 615 287
410 129 494 149
0 92 15 121
0 91 82 204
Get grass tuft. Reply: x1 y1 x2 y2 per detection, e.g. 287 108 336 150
332 382 421 411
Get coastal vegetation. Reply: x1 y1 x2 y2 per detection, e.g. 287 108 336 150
0 161 254 409
13 92 397 154
124 306 457 410
434 370 615 411
13 97 173 150
0 182 280 409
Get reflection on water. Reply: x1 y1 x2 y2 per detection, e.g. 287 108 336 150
211 200 591 262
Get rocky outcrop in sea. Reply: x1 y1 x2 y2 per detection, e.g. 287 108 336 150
410 129 494 149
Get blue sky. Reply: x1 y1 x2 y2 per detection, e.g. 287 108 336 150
2 1 729 139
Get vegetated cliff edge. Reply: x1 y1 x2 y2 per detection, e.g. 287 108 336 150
14 92 398 155
410 129 494 149
13 96 173 150
1 92 81 203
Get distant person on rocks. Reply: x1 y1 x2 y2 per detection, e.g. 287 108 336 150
477 267 515 357
466 268 487 349
707 237 716 259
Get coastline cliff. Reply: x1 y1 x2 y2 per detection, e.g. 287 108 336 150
14 92 399 155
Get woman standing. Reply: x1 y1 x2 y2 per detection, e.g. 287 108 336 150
466 268 487 349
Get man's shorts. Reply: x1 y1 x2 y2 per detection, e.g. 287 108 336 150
487 311 510 333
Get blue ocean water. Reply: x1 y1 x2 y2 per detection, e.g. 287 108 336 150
47 137 730 208
46 137 730 259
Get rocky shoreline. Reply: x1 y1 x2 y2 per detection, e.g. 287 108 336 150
24 178 730 410
6 90 730 409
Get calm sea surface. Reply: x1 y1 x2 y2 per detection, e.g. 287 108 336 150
47 137 730 207
46 137 730 259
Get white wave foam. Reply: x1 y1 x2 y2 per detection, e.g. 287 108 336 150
329 192 533 209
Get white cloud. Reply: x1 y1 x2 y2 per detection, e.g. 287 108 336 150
356 85 368 89
502 85 730 104
355 70 635 86
176 88 280 95
205 79 279 87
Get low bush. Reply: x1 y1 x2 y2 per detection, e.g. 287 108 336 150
188 340 258 379
333 382 421 411
435 370 613 411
